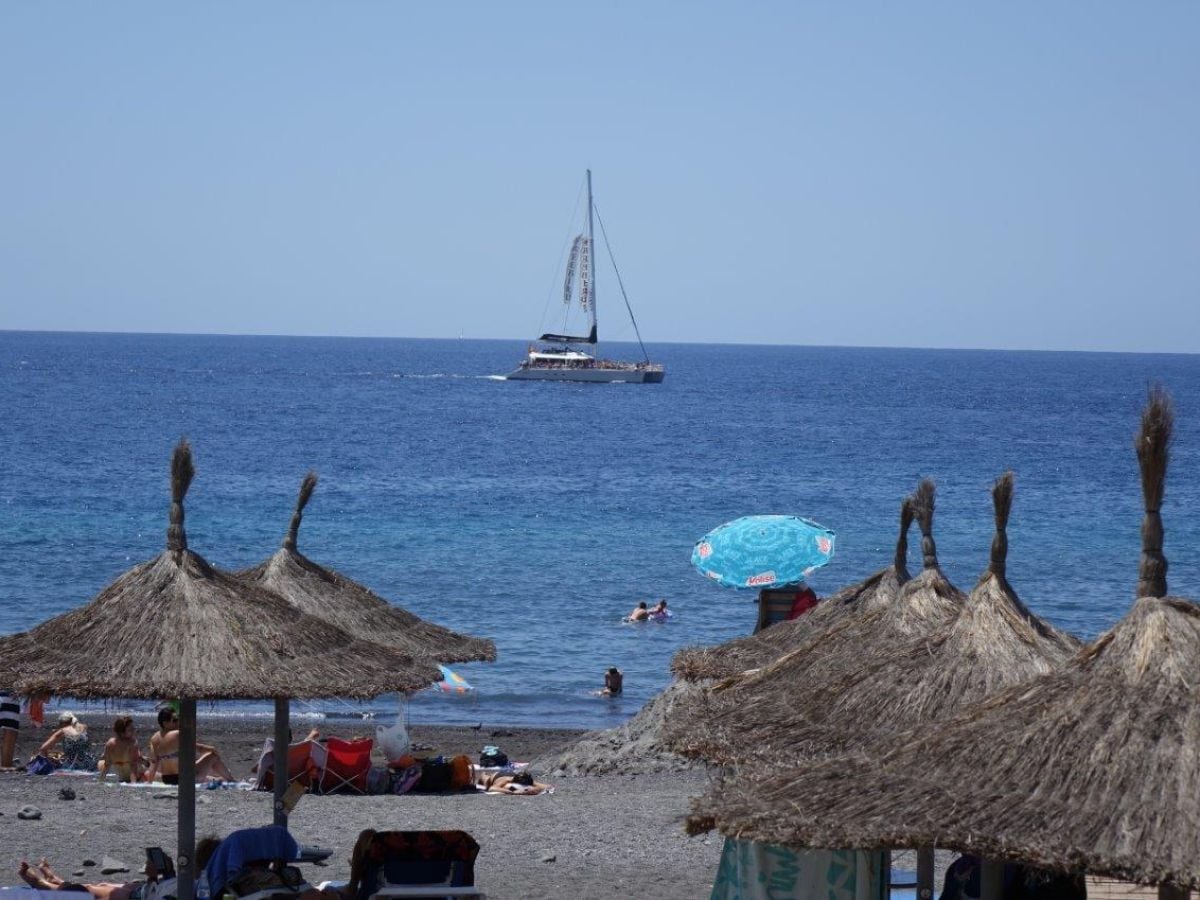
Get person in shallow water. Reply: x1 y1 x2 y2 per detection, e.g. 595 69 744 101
600 667 623 696
627 601 650 622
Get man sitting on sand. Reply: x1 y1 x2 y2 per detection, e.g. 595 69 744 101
148 707 236 784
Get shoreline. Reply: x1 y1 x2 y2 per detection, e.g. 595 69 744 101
0 712 721 900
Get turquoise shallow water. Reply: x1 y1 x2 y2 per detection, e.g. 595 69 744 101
1 332 1199 728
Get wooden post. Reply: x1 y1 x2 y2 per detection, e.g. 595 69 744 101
916 845 935 900
273 698 290 828
980 859 1004 900
177 699 197 900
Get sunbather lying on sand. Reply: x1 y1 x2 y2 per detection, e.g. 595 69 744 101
476 769 551 795
17 850 181 900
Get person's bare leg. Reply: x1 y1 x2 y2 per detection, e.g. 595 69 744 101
196 750 235 782
19 862 54 889
39 859 67 886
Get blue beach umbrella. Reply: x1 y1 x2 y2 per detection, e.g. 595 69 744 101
692 515 836 590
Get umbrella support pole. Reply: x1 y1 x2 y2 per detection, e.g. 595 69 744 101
980 859 1004 900
177 699 197 900
273 698 290 828
916 845 934 899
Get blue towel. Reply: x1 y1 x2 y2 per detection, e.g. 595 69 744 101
205 826 298 897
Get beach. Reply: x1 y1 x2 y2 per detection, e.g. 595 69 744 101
0 714 722 900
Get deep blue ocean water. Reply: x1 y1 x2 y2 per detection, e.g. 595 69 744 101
2 332 1199 730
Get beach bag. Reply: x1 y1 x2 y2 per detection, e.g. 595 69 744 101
26 754 60 776
414 758 453 793
479 746 508 768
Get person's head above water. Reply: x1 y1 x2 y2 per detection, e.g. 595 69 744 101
607 666 620 675
638 601 647 609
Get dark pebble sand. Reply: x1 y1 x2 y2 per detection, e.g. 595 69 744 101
0 714 722 900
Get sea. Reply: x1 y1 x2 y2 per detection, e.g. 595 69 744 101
1 332 1199 732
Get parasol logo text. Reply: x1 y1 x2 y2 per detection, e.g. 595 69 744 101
817 536 832 554
697 542 712 560
746 572 777 587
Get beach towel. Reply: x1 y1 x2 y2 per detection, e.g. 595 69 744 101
710 839 883 900
205 826 298 898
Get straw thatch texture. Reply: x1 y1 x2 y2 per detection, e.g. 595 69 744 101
0 442 442 700
671 497 915 682
689 594 1200 887
666 480 966 765
690 390 1200 889
238 473 496 664
674 474 1078 767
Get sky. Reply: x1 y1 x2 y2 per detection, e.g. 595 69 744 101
1 3 1197 352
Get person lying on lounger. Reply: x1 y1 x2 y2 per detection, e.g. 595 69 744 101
15 839 220 900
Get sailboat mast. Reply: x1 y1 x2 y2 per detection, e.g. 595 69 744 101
586 169 598 340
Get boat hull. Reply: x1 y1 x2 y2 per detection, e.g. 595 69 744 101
507 366 665 384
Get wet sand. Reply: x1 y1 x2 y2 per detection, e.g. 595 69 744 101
0 714 722 900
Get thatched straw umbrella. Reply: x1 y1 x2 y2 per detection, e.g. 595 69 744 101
690 390 1199 898
670 496 916 683
238 471 496 663
665 479 966 765
0 441 441 900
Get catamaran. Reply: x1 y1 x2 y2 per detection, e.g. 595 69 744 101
507 171 665 383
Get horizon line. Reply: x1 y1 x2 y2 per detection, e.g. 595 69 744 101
0 327 1196 358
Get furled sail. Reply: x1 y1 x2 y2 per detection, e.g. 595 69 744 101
537 324 598 345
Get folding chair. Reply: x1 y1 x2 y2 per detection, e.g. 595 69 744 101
352 831 484 900
318 736 373 794
252 738 322 792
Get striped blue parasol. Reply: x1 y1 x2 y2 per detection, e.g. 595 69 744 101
692 515 836 590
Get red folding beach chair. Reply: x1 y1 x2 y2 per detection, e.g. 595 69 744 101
318 736 373 794
253 739 322 792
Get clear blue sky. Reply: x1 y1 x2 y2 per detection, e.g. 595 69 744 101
2 3 1197 351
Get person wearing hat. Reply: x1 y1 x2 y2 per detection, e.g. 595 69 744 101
39 711 97 770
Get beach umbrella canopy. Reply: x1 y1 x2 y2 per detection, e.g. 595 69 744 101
674 473 1079 768
672 497 915 682
689 391 1200 892
238 472 496 664
691 515 836 590
0 441 441 900
666 479 967 766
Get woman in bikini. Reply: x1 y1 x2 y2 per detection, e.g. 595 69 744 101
148 707 235 784
98 715 146 783
39 711 97 770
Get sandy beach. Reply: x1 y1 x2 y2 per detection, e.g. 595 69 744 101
0 714 722 900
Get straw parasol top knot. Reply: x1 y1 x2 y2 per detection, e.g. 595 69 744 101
167 438 194 555
914 478 938 569
894 497 914 576
1136 386 1172 600
283 471 318 551
988 472 1014 581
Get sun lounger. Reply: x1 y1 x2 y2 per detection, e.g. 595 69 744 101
352 830 484 900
